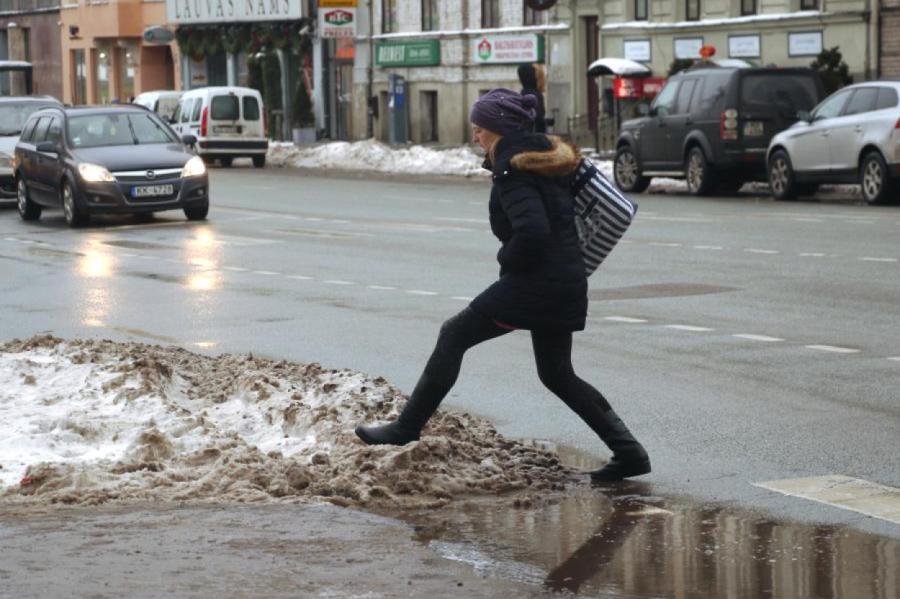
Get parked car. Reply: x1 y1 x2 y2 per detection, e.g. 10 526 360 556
14 105 209 227
614 65 825 195
767 82 900 205
132 90 183 123
170 86 267 168
0 95 62 199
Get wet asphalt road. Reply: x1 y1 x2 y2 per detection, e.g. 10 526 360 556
0 164 898 542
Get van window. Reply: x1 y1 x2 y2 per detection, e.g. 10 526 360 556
179 100 192 123
876 87 899 110
211 95 240 120
32 117 50 142
674 79 698 114
191 98 203 122
843 88 879 116
740 74 820 114
242 96 260 121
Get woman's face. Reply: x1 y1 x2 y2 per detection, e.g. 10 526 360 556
471 125 500 152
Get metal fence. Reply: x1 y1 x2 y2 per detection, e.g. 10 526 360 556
0 0 60 12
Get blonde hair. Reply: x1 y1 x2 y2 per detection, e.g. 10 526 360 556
533 64 546 93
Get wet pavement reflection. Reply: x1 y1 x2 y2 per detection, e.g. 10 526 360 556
400 475 898 598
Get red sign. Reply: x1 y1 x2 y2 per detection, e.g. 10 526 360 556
613 77 666 99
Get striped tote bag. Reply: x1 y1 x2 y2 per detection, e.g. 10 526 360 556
571 157 638 276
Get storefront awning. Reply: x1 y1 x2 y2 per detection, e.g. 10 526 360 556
587 58 651 78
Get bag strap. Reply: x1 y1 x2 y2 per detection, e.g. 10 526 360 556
571 157 598 195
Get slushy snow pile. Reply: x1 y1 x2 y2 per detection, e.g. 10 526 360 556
267 140 489 178
0 336 568 507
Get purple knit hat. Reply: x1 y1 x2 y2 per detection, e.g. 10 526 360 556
469 88 537 136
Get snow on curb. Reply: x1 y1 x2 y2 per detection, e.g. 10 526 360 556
0 336 567 507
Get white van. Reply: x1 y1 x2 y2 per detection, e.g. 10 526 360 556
172 86 268 168
132 90 183 122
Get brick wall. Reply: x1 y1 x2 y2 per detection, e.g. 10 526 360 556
883 10 900 78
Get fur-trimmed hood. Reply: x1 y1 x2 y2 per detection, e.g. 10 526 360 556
489 132 581 179
510 135 580 177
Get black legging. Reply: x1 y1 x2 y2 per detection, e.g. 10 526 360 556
398 307 613 430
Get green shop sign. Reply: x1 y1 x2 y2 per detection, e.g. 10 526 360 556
375 40 441 67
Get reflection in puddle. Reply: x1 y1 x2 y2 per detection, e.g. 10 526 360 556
184 227 221 293
76 238 116 327
77 240 116 279
403 486 899 599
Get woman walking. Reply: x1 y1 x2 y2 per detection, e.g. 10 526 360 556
355 89 650 482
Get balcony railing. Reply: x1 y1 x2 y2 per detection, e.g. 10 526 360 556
0 0 61 13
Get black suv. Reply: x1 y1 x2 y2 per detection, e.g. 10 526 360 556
614 66 825 195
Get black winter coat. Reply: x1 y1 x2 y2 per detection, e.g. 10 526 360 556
521 88 547 133
470 132 587 331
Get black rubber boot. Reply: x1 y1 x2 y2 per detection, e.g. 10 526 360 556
355 373 441 446
588 410 651 482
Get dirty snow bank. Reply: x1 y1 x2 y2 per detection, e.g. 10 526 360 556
267 139 490 178
0 336 567 507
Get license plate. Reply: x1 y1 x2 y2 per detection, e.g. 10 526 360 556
131 184 174 198
214 125 237 134
743 121 764 137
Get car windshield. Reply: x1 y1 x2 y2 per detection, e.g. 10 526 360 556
0 103 47 136
67 113 179 148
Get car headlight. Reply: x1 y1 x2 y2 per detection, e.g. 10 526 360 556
78 162 115 182
0 152 13 168
181 156 206 178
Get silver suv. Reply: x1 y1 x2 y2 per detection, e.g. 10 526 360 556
767 82 900 205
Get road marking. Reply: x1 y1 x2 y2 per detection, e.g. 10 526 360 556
799 252 826 257
368 285 396 290
604 316 648 323
288 274 314 281
406 289 439 296
888 357 900 362
253 270 281 276
791 218 823 223
648 242 682 247
223 266 249 272
859 257 898 263
805 345 860 354
451 296 474 301
324 279 355 285
744 248 779 254
733 334 784 342
754 475 900 524
665 324 714 332
693 245 724 250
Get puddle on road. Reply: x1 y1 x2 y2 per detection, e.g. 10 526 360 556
395 446 898 599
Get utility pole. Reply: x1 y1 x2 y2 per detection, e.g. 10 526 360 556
366 0 374 138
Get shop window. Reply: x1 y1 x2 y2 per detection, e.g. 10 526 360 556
524 3 545 26
118 47 136 102
686 0 700 21
741 0 756 15
420 91 438 142
382 0 396 33
482 0 500 28
422 0 439 31
95 49 111 104
635 0 648 21
801 0 818 8
73 49 87 105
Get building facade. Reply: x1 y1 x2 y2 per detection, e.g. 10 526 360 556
0 0 63 98
60 0 179 104
599 0 872 80
350 0 577 145
883 0 900 77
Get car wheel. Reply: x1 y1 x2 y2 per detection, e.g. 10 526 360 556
62 180 89 228
685 147 716 196
613 146 651 193
860 151 895 205
768 150 799 201
16 177 41 221
252 155 266 169
184 202 209 221
219 157 233 168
